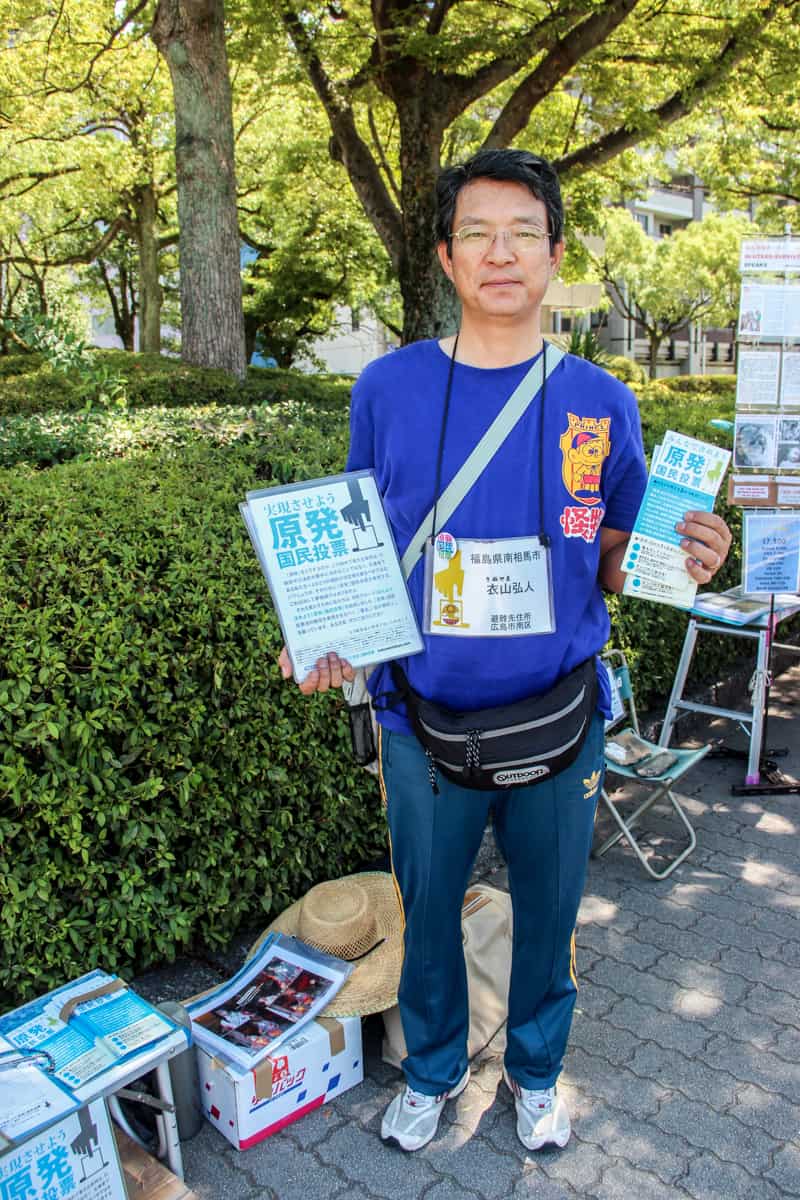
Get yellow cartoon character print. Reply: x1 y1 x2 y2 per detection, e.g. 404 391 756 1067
433 548 470 628
559 414 611 506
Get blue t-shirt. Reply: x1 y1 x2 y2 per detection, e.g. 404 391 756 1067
346 340 648 735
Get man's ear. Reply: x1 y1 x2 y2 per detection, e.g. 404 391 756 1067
550 239 566 275
437 240 454 282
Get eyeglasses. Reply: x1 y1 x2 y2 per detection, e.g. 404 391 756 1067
449 225 550 253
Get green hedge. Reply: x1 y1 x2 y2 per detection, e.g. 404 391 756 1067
0 365 767 1004
0 350 350 416
0 437 387 1006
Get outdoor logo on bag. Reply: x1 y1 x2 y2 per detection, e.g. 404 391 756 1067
583 768 601 798
559 414 611 506
493 765 550 786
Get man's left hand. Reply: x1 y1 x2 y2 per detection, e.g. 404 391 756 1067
676 511 733 584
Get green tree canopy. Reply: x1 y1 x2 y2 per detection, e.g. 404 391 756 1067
248 0 797 341
595 208 756 377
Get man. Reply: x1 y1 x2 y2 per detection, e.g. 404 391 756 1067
279 149 731 1153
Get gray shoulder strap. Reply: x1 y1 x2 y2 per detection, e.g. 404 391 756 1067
400 343 565 579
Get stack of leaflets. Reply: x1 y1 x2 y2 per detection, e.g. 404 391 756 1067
0 971 185 1146
693 585 800 626
622 431 731 610
185 933 353 1070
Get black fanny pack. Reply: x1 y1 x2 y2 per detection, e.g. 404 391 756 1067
389 658 598 793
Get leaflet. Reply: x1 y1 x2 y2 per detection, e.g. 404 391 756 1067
0 1037 78 1146
622 431 730 610
241 470 423 682
0 972 180 1092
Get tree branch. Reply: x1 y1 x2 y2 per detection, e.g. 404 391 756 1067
280 2 403 267
438 0 609 126
556 1 790 177
0 164 81 203
481 0 640 148
43 0 152 95
367 106 402 205
0 216 130 268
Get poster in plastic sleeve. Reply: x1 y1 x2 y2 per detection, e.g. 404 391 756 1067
241 470 423 682
740 238 800 274
742 511 800 595
735 351 779 409
0 1099 125 1200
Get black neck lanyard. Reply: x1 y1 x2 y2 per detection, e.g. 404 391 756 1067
430 338 550 546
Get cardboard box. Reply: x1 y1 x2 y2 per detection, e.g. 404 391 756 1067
114 1127 199 1200
197 1015 362 1149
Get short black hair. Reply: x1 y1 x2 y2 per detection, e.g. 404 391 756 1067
435 149 563 254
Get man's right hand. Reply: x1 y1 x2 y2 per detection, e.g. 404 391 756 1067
279 646 355 695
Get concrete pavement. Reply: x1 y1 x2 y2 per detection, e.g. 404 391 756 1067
135 665 800 1200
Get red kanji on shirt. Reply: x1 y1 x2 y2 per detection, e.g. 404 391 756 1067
559 506 604 543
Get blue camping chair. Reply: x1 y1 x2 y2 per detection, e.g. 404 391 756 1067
597 649 711 880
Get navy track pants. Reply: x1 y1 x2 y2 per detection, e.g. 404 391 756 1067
379 713 603 1096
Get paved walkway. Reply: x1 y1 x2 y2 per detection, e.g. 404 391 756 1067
138 667 800 1199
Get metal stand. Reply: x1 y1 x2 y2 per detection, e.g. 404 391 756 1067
731 594 800 796
660 604 800 795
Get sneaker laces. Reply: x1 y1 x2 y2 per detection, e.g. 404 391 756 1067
403 1086 443 1110
518 1085 554 1113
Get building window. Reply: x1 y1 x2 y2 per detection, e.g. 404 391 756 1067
634 212 650 233
351 307 360 332
659 223 673 238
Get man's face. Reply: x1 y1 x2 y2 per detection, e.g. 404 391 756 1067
436 178 564 324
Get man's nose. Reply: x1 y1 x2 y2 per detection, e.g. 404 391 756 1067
485 231 515 262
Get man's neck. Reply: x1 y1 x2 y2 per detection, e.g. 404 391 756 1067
441 318 544 369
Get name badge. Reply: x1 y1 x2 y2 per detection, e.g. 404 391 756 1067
423 535 555 637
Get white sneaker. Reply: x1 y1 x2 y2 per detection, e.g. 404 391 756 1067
381 1068 470 1151
503 1067 571 1150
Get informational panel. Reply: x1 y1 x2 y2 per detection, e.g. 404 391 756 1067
0 1100 126 1200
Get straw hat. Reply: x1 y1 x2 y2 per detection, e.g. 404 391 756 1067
247 872 403 1017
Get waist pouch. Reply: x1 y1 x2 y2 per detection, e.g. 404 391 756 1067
389 658 598 792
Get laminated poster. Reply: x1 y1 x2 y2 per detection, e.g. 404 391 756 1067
742 511 800 595
738 283 800 340
241 470 423 682
0 1098 125 1200
735 350 779 409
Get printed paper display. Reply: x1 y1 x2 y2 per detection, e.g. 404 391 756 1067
241 471 423 681
186 933 352 1070
0 972 181 1094
738 283 800 340
742 511 800 594
0 1098 125 1200
735 351 780 409
423 535 555 638
781 354 800 407
740 238 800 274
622 431 730 611
734 415 778 470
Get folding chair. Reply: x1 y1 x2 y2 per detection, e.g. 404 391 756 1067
596 649 710 880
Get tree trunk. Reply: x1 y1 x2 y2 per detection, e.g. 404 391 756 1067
648 334 662 380
396 104 459 343
135 185 162 354
152 0 246 378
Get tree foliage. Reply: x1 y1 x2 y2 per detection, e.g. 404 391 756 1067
595 208 756 377
249 0 798 340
